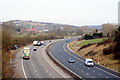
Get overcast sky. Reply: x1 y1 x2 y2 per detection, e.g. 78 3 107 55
0 0 119 26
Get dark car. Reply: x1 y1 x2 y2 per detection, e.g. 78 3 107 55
37 42 41 46
33 48 37 51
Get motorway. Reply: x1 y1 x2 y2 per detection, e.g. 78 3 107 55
14 40 71 78
49 39 120 79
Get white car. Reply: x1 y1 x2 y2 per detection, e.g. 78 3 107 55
85 58 94 66
33 41 38 46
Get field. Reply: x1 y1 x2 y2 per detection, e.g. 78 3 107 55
78 38 107 46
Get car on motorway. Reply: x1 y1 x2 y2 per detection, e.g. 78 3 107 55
68 58 74 63
66 39 69 42
85 58 94 67
37 41 41 46
33 41 38 46
33 48 37 51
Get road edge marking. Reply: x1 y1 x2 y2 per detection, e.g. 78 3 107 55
41 44 67 78
66 43 120 78
21 55 28 79
49 44 83 79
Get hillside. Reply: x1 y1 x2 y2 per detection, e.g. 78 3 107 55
9 20 78 31
69 39 119 72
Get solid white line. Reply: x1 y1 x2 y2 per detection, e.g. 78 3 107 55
43 50 66 78
21 55 28 80
67 43 120 78
36 44 67 78
49 41 83 79
63 43 84 63
95 66 120 78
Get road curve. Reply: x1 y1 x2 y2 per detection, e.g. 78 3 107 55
14 40 71 78
49 39 120 79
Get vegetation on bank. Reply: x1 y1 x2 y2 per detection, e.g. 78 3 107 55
2 29 63 78
78 38 107 47
69 38 120 72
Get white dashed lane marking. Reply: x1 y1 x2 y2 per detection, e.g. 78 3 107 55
45 68 47 70
82 70 83 72
33 68 35 70
99 73 101 75
86 73 89 75
93 77 95 78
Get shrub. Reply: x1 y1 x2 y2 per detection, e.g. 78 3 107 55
96 39 112 47
77 43 95 51
103 44 114 55
84 34 93 40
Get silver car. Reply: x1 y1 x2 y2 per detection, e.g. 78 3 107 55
68 58 74 63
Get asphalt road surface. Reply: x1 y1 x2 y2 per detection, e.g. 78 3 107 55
14 40 71 79
49 39 120 79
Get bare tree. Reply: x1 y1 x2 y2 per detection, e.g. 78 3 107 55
102 23 117 36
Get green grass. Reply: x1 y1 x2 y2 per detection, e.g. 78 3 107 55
78 38 107 46
15 33 27 37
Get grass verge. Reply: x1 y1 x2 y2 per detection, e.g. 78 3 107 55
69 39 119 72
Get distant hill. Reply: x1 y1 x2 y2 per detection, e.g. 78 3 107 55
2 20 103 35
8 20 78 31
87 25 102 29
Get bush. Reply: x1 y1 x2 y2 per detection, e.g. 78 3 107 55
103 45 113 55
77 43 95 51
96 39 112 47
113 43 120 60
84 34 93 40
93 33 103 38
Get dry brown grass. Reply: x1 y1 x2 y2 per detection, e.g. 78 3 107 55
69 40 120 72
